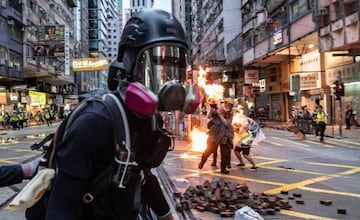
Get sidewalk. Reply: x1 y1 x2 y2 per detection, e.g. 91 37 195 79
263 120 360 141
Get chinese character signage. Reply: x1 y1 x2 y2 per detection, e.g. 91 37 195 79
72 58 111 72
272 29 283 46
37 25 65 41
244 69 259 84
299 72 321 90
34 44 64 57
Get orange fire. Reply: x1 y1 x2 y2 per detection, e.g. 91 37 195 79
189 128 207 152
187 66 225 152
197 66 224 101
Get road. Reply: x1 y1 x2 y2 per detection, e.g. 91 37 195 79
0 124 359 219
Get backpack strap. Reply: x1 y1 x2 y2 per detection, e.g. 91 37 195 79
82 92 134 203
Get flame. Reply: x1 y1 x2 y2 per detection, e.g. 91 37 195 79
197 66 224 101
189 128 208 152
204 84 224 101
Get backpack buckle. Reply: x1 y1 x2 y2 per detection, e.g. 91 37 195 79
82 193 94 203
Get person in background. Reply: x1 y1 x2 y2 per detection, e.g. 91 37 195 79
44 109 53 127
312 105 320 136
218 107 234 174
345 104 353 129
232 105 259 171
198 102 227 170
316 105 328 143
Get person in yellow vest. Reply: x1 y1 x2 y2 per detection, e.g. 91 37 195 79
316 105 328 143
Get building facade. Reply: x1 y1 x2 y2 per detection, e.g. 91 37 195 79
187 0 360 124
0 0 77 118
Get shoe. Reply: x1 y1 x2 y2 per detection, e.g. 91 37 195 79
249 166 259 171
211 162 216 167
221 170 229 174
236 163 245 167
198 162 204 169
227 165 231 169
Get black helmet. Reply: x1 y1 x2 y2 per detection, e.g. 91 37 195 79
118 9 188 61
109 9 189 92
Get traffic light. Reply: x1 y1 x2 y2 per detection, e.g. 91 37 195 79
335 82 345 97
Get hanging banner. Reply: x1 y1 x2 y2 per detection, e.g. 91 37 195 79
64 27 70 76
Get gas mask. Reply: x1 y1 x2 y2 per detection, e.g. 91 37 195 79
109 43 200 116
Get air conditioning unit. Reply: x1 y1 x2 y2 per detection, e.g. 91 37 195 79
8 19 14 25
318 8 328 16
8 61 13 68
0 58 5 65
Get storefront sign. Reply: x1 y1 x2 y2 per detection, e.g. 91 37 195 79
0 92 7 104
272 29 283 46
9 93 18 102
72 58 111 72
299 72 321 90
29 91 46 105
259 79 266 92
244 69 259 84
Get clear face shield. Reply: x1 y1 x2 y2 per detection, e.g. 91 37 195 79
133 43 187 92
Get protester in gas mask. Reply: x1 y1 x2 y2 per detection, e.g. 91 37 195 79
38 9 199 220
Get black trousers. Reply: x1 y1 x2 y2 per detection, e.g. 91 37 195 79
0 165 23 187
220 143 232 171
317 122 326 141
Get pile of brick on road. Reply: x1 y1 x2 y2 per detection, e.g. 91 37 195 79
174 178 290 218
175 178 346 218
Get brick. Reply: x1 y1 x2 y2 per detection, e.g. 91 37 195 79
173 191 181 197
220 211 234 218
209 206 220 213
196 206 206 212
266 208 276 215
337 209 347 214
293 193 302 197
280 190 289 195
295 199 304 204
320 200 332 206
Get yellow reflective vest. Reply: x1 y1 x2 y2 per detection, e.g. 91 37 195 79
316 111 327 124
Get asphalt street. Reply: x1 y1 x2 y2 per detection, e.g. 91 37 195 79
0 122 359 220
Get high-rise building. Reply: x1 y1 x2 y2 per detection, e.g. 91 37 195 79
0 0 77 116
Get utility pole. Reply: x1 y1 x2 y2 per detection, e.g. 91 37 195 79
335 71 344 138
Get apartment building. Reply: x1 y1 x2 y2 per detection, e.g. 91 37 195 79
0 0 77 116
190 0 360 123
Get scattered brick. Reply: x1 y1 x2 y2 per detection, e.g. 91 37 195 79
220 211 234 218
337 209 347 214
180 178 297 218
320 200 332 206
173 191 181 197
293 193 302 197
295 199 304 205
266 208 276 215
280 190 289 195
196 206 206 212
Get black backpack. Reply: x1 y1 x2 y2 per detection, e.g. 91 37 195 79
26 91 172 220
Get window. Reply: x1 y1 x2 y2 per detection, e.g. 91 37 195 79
291 0 309 20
